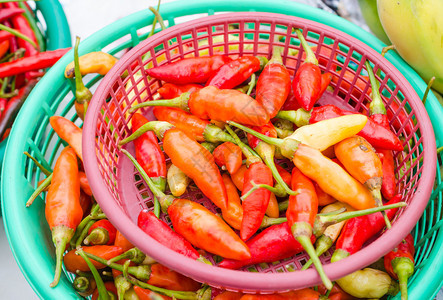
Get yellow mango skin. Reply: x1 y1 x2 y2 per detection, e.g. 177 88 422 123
377 0 443 93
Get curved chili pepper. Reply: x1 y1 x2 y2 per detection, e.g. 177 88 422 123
134 286 171 300
0 79 36 139
287 166 332 289
231 164 247 191
256 48 291 118
332 194 402 262
218 222 312 269
148 263 201 291
167 163 191 197
334 135 390 228
137 210 200 260
78 171 92 196
213 142 243 174
384 233 415 300
315 183 335 206
132 113 166 192
91 281 118 300
131 86 270 126
84 219 117 245
64 245 123 273
115 230 134 252
65 51 118 78
153 106 234 143
0 7 25 22
157 83 201 99
49 116 83 161
206 56 262 89
146 55 232 84
45 147 82 287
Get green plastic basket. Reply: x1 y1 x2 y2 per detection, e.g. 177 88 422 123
0 0 71 168
2 0 442 299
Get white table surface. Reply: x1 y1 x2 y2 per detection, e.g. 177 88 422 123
0 0 441 299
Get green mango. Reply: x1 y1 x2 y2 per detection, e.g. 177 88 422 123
377 0 443 94
357 0 390 44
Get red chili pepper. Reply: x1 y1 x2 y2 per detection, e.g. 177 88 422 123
3 20 18 53
0 7 25 22
221 173 244 230
79 190 92 218
332 194 402 261
240 289 323 300
78 171 92 196
0 48 70 77
213 142 243 174
137 210 200 260
152 106 234 143
147 263 201 291
319 72 332 96
0 79 37 139
231 164 247 191
214 291 243 300
384 233 415 300
0 31 14 43
255 48 291 118
45 147 83 287
206 56 262 89
146 55 232 84
157 83 201 99
3 2 38 56
0 40 9 59
218 222 313 269
131 86 270 126
281 87 302 111
132 113 166 192
134 286 171 300
275 164 292 186
84 219 117 246
63 245 123 273
91 281 117 300
49 116 83 161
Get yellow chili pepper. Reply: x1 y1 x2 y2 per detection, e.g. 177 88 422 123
65 51 118 78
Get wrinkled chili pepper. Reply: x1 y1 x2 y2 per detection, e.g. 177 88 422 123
213 142 243 174
64 245 124 273
153 106 235 143
49 116 83 161
65 51 118 78
0 79 36 139
130 86 270 126
287 166 332 289
218 222 312 269
206 55 264 89
384 233 415 300
0 48 69 77
45 147 83 287
167 163 191 197
146 55 232 84
255 47 291 118
157 83 202 99
83 219 117 245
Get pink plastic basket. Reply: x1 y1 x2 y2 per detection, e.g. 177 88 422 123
83 12 436 292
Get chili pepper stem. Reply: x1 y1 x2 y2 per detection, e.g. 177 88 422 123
26 173 52 207
76 249 110 300
293 223 332 290
0 23 37 49
224 124 261 166
115 273 132 300
83 227 109 245
73 36 92 115
278 199 289 211
422 76 435 106
260 216 287 228
121 148 174 213
313 202 406 237
240 181 294 201
128 93 190 114
149 6 167 31
24 151 52 176
203 124 236 143
301 235 333 270
371 189 392 229
276 109 311 127
392 257 414 300
119 121 173 146
50 226 74 287
365 61 386 116
294 28 318 65
107 247 146 265
246 73 256 96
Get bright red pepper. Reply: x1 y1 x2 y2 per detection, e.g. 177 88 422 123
0 40 9 59
0 7 25 22
134 286 171 300
146 55 232 84
213 142 243 174
63 245 123 273
218 222 313 269
84 219 117 245
255 48 291 118
206 56 261 89
0 31 14 43
157 83 202 99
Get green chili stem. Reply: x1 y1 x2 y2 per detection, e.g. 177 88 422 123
149 6 167 31
76 249 110 300
365 60 386 116
18 2 45 51
227 121 284 148
26 173 52 207
224 124 261 166
118 121 172 146
0 24 37 48
422 76 435 106
147 0 161 38
278 199 289 211
24 152 52 176
294 28 318 65
125 275 197 300
246 73 256 96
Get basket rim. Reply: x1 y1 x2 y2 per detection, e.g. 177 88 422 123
83 11 437 291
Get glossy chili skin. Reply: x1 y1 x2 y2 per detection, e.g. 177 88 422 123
384 233 415 280
168 199 251 260
315 183 335 206
310 105 403 151
189 86 270 126
0 41 9 59
114 230 134 252
221 174 243 230
157 83 202 99
293 62 322 111
63 245 123 273
132 113 166 188
247 122 277 150
0 31 14 42
147 263 201 291
241 161 273 241
231 164 247 191
153 106 208 141
146 55 232 84
275 164 292 186
213 142 243 174
87 219 117 245
335 194 402 255
50 116 83 161
256 53 291 118
0 7 25 22
207 56 261 89
137 210 200 260
133 286 171 300
163 128 228 210
218 222 313 269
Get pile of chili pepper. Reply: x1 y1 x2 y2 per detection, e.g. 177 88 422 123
25 18 424 299
0 2 70 141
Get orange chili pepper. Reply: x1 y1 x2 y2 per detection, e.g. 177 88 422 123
213 142 243 174
45 147 82 287
221 173 243 230
91 281 117 300
315 182 335 206
266 193 280 218
78 171 92 196
114 230 134 252
63 245 123 273
133 286 171 300
147 263 201 291
214 291 244 300
231 164 247 191
157 83 202 99
49 116 83 161
240 288 323 299
0 40 9 59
